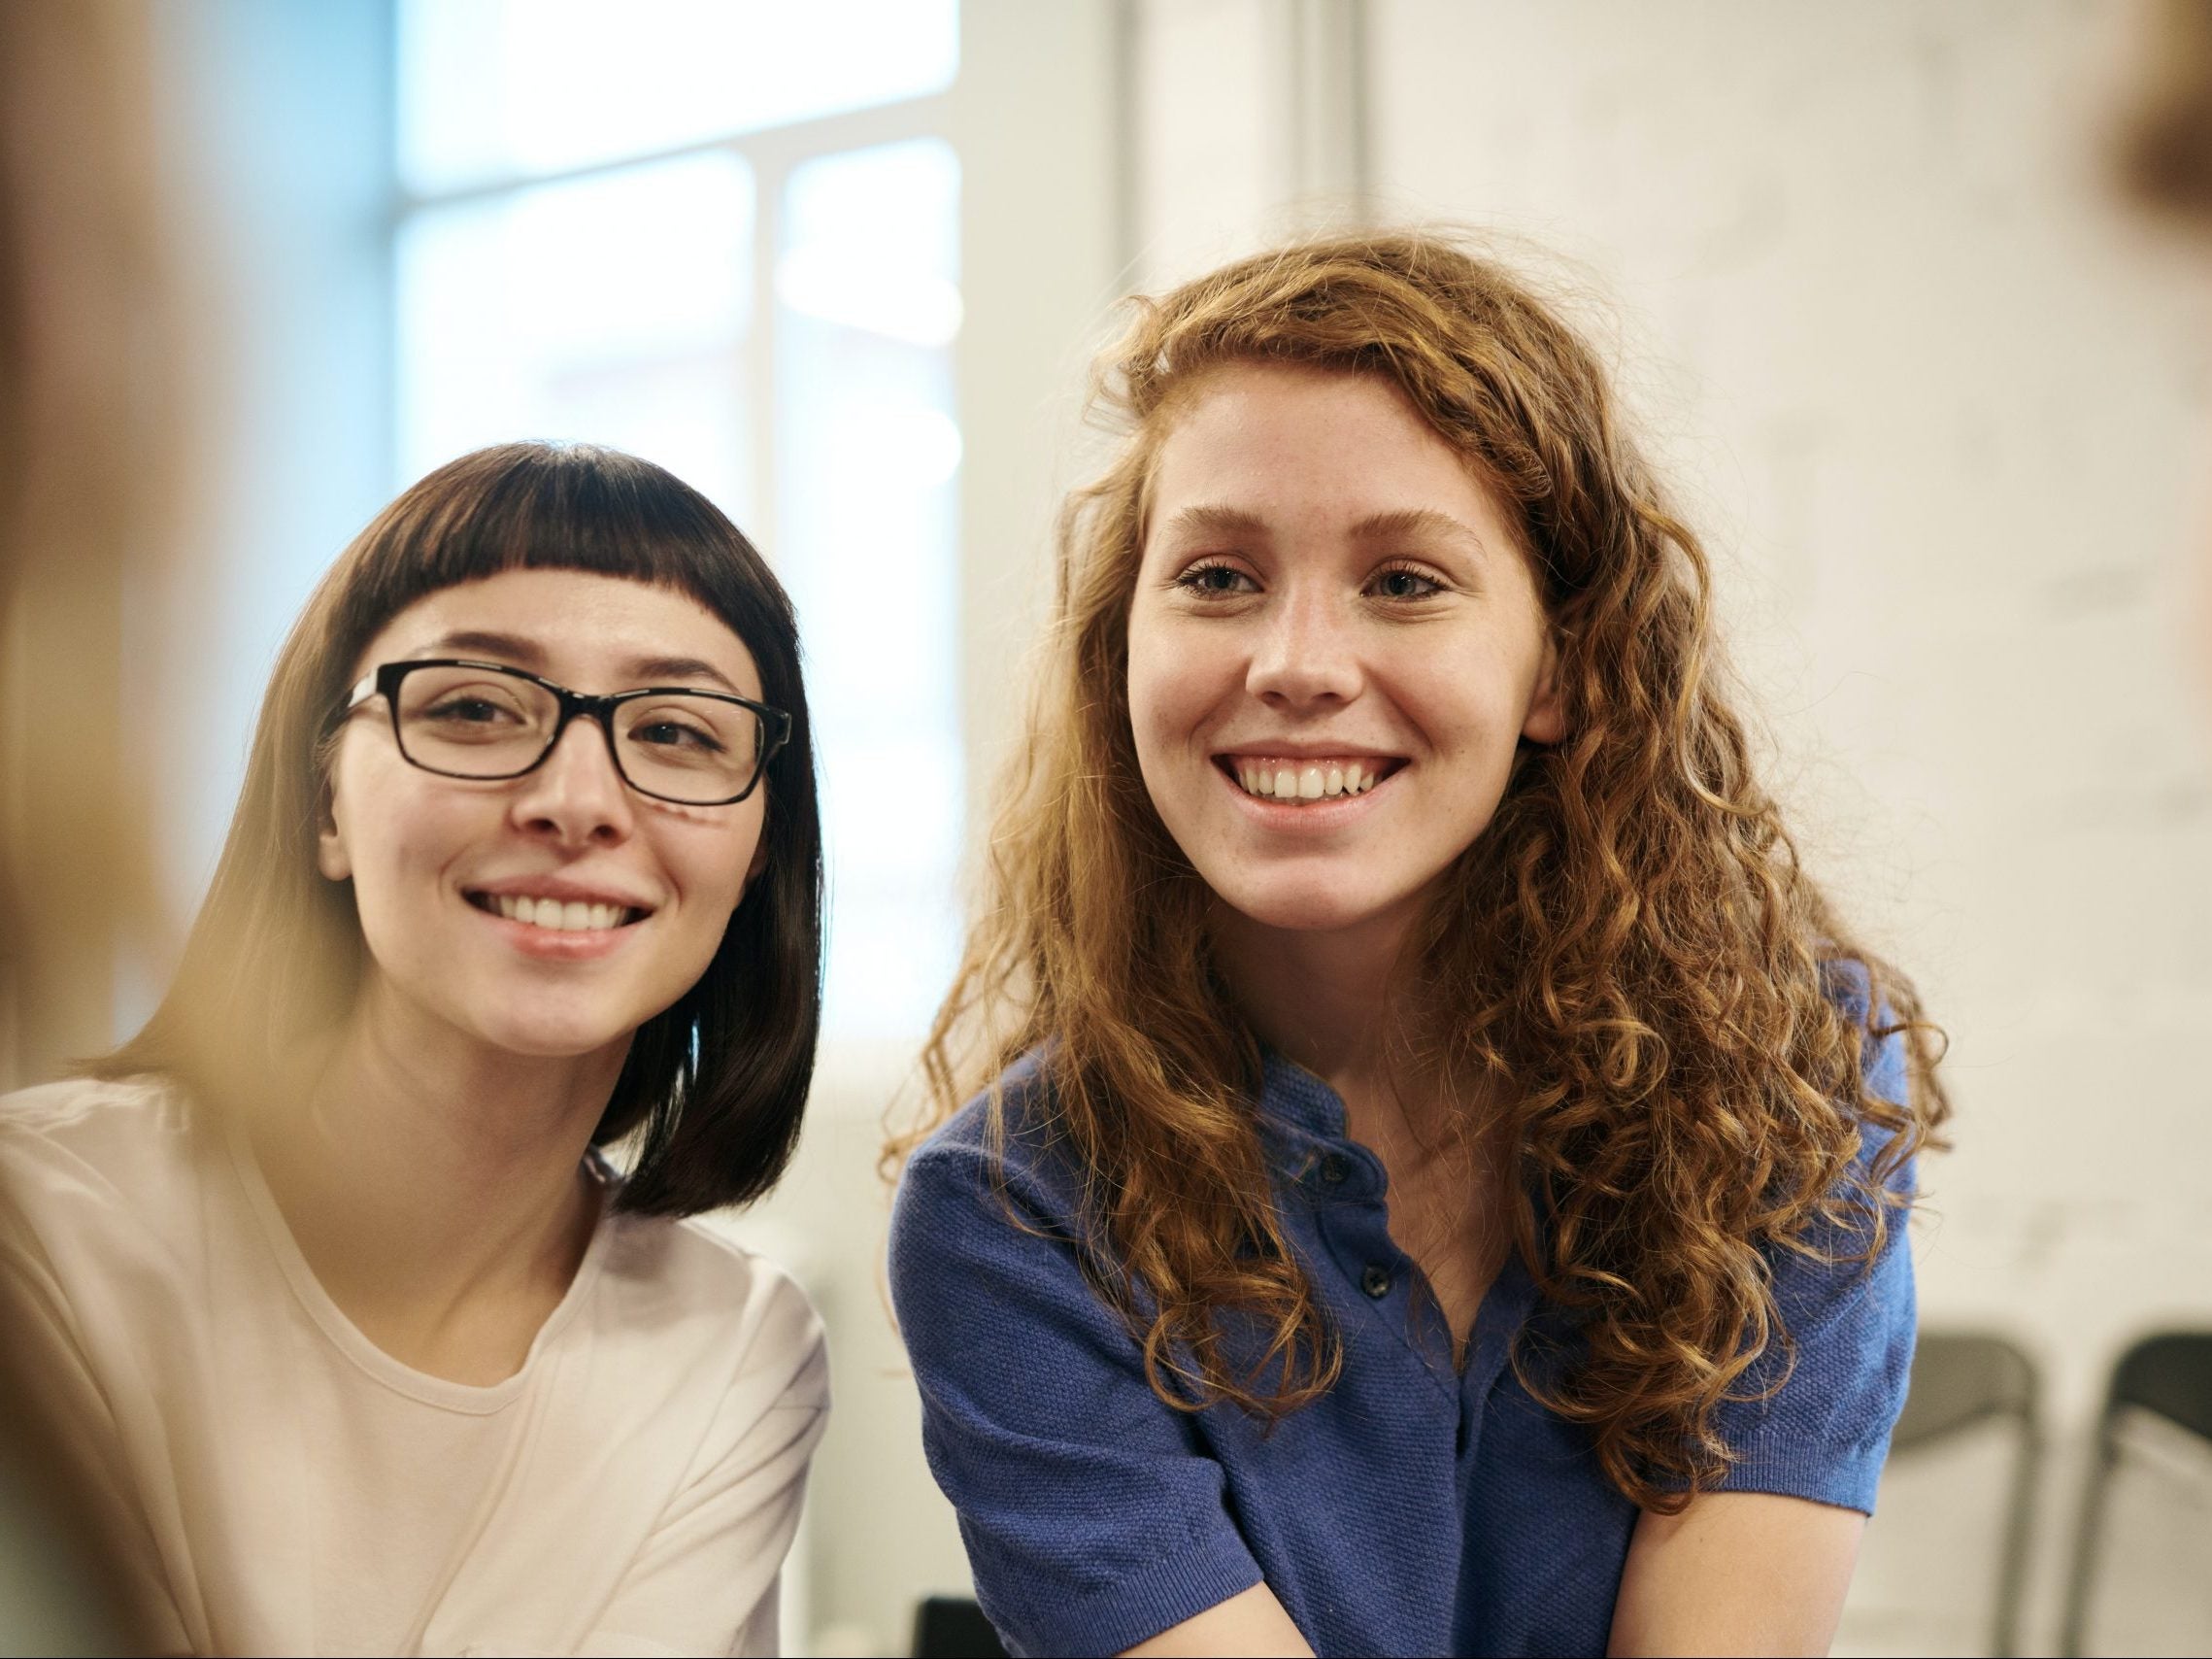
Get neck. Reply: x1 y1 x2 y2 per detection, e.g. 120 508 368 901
1210 896 1425 1107
251 978 624 1358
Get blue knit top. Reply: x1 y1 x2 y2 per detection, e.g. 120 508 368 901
888 1015 1916 1657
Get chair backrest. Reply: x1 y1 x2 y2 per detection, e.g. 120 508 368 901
1838 1330 2040 1658
912 1595 1007 1659
2108 1332 2212 1443
2063 1329 2212 1657
1891 1332 2038 1450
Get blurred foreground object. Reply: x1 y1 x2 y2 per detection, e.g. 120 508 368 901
2120 0 2212 223
0 0 173 1090
2121 0 2212 709
0 0 177 1649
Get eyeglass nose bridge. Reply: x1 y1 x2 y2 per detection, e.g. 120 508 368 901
533 688 636 791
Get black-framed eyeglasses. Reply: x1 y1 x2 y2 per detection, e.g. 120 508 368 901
341 659 791 806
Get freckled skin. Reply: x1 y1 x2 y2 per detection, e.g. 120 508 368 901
1126 362 1566 941
318 568 767 1066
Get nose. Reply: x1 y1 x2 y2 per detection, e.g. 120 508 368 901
1245 579 1363 709
507 716 635 849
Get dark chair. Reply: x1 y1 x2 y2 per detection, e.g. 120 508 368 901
2061 1331 2212 1657
913 1594 1009 1659
1850 1331 2040 1657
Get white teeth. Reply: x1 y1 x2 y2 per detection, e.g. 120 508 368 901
1230 761 1387 803
489 894 628 931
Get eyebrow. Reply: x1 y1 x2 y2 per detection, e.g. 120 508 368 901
414 629 744 694
1160 504 1268 542
1159 503 1491 557
1348 507 1491 556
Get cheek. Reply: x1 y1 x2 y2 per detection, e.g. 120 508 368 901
1379 649 1524 765
1126 613 1233 752
334 757 483 895
657 808 766 922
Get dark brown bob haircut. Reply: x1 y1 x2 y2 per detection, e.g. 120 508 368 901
98 442 822 1217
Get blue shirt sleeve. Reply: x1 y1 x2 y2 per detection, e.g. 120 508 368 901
1707 1006 1919 1514
888 1095 1264 1657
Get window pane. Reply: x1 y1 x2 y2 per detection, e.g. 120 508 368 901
399 0 959 194
776 139 962 1038
395 151 754 521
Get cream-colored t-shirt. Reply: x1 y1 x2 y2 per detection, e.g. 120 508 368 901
0 1075 829 1657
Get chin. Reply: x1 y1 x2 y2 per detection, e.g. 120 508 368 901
465 1003 638 1062
1215 878 1415 936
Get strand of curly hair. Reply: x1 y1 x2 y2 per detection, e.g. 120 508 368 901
893 230 1950 1513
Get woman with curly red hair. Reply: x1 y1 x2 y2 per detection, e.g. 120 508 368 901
888 232 1949 1657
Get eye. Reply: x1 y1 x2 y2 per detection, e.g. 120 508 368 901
423 692 526 726
1369 564 1445 601
632 717 726 754
1174 559 1258 596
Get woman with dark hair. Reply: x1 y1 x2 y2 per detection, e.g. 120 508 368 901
0 442 827 1655
888 234 1950 1657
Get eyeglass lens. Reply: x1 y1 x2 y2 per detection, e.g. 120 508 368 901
392 665 762 802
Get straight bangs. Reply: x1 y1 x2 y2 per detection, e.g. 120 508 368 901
321 443 778 709
101 442 823 1218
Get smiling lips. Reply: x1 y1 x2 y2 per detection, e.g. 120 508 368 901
1221 756 1402 803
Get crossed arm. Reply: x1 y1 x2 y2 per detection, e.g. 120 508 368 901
1120 1492 1865 1659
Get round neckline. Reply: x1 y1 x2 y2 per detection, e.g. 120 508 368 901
223 1110 618 1414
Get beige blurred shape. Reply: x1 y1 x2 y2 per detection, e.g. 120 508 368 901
0 1 180 1650
0 0 180 1093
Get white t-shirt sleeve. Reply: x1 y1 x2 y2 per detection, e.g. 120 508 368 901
575 1256 830 1659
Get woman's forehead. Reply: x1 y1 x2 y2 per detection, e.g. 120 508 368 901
361 568 761 695
1143 365 1516 553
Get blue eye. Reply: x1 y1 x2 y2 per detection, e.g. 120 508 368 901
1372 566 1443 600
1176 561 1257 594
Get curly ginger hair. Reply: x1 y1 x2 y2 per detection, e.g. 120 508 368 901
902 230 1950 1511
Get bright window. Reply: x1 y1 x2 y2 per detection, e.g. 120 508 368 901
396 2 962 1039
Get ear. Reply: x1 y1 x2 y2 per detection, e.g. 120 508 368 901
1522 634 1568 745
316 776 352 882
742 828 769 888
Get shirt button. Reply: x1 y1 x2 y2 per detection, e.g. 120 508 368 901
1319 1155 1350 1185
1361 1264 1391 1299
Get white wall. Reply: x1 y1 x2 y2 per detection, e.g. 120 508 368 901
1127 1 2212 1651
